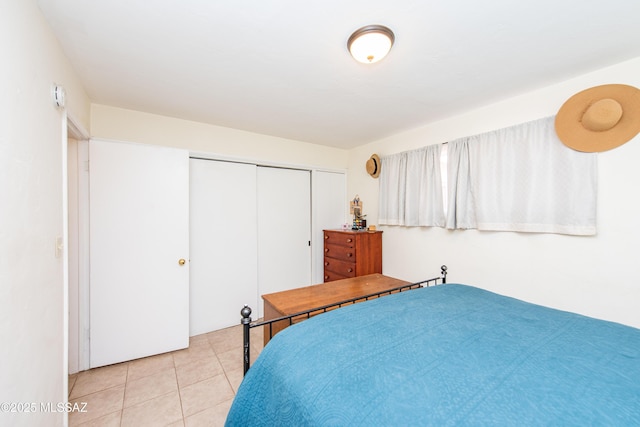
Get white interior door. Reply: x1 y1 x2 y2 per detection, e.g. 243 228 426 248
89 139 189 368
257 167 311 318
189 159 258 335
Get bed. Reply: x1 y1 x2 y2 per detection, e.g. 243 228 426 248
226 270 640 426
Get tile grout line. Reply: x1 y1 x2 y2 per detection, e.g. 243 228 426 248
121 362 129 415
173 352 188 425
119 363 129 427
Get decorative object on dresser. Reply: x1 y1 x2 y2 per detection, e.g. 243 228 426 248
323 229 382 282
349 194 366 229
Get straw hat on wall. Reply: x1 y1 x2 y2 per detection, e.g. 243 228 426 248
366 154 381 178
555 84 640 152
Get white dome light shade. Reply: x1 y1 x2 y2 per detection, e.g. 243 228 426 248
347 25 395 64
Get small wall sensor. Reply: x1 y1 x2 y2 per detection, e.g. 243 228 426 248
52 84 66 108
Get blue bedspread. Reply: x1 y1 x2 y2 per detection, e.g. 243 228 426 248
225 284 640 426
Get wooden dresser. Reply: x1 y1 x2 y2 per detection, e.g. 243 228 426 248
323 229 382 282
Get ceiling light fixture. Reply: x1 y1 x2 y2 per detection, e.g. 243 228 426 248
347 25 395 64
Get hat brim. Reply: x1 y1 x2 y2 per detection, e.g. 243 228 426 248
555 84 640 153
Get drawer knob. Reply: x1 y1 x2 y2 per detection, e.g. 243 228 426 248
324 261 329 266
324 235 329 240
324 275 329 280
346 238 353 243
347 268 353 273
325 248 329 253
347 253 353 257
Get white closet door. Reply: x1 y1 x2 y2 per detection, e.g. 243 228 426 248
312 171 347 283
257 167 311 318
189 159 258 335
89 139 189 368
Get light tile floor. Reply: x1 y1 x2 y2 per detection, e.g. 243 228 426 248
68 324 263 426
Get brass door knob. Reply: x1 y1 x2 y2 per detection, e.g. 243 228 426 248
178 259 186 266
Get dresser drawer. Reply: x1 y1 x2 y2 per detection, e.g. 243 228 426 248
323 232 356 248
324 257 356 278
324 243 357 262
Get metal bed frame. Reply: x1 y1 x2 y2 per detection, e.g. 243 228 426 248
240 265 448 375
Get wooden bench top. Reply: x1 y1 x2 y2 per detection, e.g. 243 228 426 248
262 274 410 317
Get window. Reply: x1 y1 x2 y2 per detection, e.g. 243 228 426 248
379 117 598 236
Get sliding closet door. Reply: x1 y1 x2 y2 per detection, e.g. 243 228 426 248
312 170 347 283
257 167 311 318
89 139 189 368
189 159 258 335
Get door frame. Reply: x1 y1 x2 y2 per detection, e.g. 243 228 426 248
67 114 90 374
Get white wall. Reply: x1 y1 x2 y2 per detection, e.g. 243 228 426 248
348 57 640 329
0 1 90 426
91 104 349 170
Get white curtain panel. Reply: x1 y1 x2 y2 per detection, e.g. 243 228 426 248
445 116 597 235
379 145 445 227
445 138 476 230
406 145 445 227
378 152 407 225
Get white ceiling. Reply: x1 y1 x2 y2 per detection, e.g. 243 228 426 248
37 0 640 149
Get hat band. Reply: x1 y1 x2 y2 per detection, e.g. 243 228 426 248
581 98 623 132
